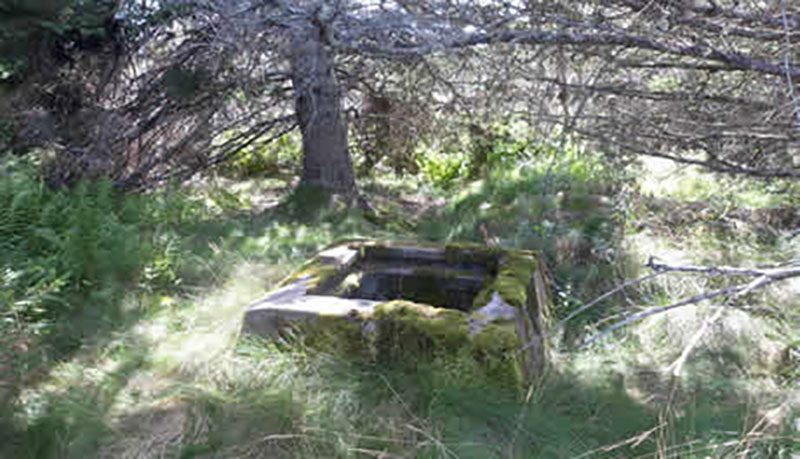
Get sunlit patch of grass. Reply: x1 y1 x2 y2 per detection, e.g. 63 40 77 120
566 312 799 457
617 217 793 381
3 256 292 458
6 331 149 458
639 157 799 208
571 155 800 456
144 262 284 377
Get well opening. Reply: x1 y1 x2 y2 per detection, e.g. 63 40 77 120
320 245 499 311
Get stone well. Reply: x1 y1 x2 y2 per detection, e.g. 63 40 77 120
242 240 549 382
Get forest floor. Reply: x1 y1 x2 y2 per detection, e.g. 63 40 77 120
2 156 799 458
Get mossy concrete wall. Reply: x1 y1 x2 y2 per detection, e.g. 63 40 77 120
241 240 551 385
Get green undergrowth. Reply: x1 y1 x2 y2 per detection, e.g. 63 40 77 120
630 157 799 266
8 330 790 458
0 157 424 457
571 156 800 458
2 136 799 458
215 131 302 180
0 158 144 344
416 145 631 336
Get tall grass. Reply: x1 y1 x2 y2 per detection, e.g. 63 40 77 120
2 133 798 458
416 139 632 342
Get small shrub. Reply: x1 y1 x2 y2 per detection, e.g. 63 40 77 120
217 132 301 180
416 143 470 190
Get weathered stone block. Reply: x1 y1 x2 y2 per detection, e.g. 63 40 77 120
241 240 550 383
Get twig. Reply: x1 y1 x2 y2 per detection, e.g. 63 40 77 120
582 264 797 346
526 257 800 353
555 270 667 328
582 284 741 346
574 422 666 459
558 258 799 330
781 0 800 127
644 257 800 278
664 306 724 377
378 373 456 457
736 399 793 455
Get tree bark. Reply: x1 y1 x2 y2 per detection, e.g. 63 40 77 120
289 22 357 195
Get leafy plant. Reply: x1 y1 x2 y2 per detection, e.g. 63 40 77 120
217 132 302 180
416 143 470 190
0 158 143 337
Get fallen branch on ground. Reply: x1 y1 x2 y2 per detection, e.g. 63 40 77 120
664 306 725 377
537 255 800 354
579 259 800 347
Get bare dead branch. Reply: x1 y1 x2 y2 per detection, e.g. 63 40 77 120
644 258 800 279
665 306 725 377
555 271 667 328
580 261 800 346
781 0 800 127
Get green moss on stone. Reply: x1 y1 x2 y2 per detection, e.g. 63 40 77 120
301 313 370 359
370 301 520 387
473 253 539 308
472 288 493 309
471 322 521 386
332 272 363 296
359 243 396 261
372 301 470 361
275 260 341 293
257 239 550 389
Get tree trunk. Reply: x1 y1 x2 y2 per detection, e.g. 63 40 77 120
289 23 356 195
